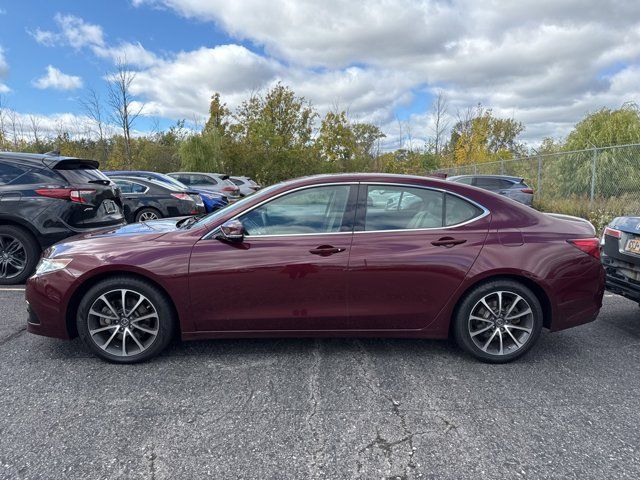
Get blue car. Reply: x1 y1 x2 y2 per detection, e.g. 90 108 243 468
105 171 228 213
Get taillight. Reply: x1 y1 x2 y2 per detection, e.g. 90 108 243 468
36 188 95 203
171 193 193 201
603 226 621 239
520 188 534 194
567 238 601 260
222 186 237 192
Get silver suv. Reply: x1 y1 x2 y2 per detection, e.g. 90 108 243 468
447 175 534 206
167 172 241 201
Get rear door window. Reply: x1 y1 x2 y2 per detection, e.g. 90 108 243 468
364 185 444 231
0 162 27 185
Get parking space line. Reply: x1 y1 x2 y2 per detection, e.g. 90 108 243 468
0 287 25 292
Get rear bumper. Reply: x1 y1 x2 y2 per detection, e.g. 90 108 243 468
548 261 605 332
602 251 640 303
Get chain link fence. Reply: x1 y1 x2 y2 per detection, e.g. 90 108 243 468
432 143 640 233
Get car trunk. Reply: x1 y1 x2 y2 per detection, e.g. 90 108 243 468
544 213 596 237
51 160 125 230
602 217 640 269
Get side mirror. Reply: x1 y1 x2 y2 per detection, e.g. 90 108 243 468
217 219 245 242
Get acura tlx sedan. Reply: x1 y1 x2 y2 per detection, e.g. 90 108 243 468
26 173 605 364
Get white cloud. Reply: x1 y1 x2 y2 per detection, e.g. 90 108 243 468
33 65 83 90
132 0 640 144
30 14 158 67
19 3 640 145
32 13 107 49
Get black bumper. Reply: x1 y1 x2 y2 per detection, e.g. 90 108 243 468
605 271 640 303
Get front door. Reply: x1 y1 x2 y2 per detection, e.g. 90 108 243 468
189 184 357 331
347 184 490 330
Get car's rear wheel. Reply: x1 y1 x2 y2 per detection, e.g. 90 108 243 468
453 280 543 363
135 208 161 222
0 225 40 285
76 276 175 363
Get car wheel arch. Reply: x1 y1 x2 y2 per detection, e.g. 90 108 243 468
0 216 42 248
134 205 162 219
449 273 553 334
65 270 181 339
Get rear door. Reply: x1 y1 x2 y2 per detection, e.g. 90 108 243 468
53 161 124 228
346 183 490 330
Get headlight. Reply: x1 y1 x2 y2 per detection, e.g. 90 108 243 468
35 258 72 276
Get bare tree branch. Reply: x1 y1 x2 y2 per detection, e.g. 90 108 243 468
107 57 144 167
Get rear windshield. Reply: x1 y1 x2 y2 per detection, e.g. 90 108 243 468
146 178 186 192
55 166 111 184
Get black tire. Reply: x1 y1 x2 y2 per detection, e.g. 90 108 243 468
0 225 41 285
452 279 543 364
134 207 162 223
76 276 176 363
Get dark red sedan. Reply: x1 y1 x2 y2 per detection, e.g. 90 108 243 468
26 173 605 364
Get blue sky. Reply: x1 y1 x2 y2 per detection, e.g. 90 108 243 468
1 0 243 129
0 1 638 147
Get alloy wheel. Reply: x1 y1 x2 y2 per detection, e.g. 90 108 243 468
138 211 159 221
87 289 159 357
0 235 27 280
468 290 534 356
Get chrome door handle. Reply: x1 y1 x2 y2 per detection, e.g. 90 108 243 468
309 246 346 256
431 237 467 247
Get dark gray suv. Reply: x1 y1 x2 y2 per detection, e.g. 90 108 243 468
447 175 534 206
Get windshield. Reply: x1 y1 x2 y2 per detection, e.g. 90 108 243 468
191 183 280 228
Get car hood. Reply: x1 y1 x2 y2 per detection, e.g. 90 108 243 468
46 218 184 257
609 216 640 235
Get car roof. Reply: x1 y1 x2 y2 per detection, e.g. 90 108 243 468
447 174 524 182
0 151 100 169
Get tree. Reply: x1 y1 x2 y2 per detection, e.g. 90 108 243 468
203 93 230 135
316 111 357 170
107 57 143 168
430 91 449 156
352 122 385 159
565 103 640 150
448 104 524 165
80 87 109 165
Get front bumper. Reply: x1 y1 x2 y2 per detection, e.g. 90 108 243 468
25 270 76 339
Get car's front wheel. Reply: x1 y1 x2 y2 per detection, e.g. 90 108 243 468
76 276 176 363
453 280 543 363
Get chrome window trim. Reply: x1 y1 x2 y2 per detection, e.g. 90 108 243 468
202 181 490 240
202 182 358 240
358 182 490 233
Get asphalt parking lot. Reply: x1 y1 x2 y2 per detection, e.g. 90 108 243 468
1 289 639 479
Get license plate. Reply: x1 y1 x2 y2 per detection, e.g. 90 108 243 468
625 238 640 255
104 200 118 214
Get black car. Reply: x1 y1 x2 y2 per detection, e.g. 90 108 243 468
601 216 640 304
0 151 124 284
110 176 205 223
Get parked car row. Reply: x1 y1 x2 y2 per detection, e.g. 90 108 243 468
0 150 261 283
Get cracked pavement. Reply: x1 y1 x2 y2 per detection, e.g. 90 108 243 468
1 290 639 479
